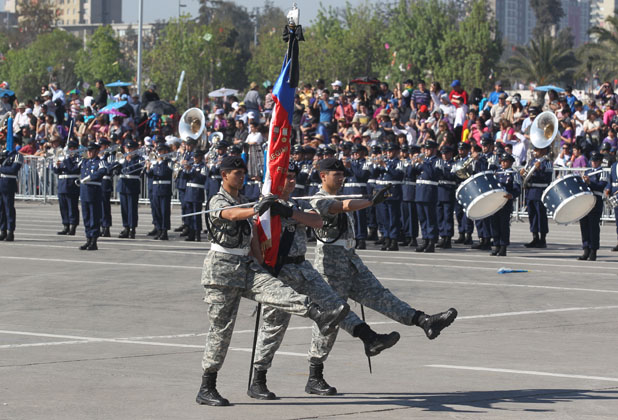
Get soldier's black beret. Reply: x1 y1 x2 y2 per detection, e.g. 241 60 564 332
318 158 345 172
220 156 247 171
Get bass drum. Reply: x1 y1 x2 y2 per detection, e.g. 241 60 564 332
541 175 595 224
456 171 508 220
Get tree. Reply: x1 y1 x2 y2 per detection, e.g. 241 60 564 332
529 0 564 38
436 0 502 90
1 30 81 99
586 14 618 83
75 26 129 87
506 29 577 86
16 0 59 46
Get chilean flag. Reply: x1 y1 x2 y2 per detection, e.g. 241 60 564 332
257 51 297 268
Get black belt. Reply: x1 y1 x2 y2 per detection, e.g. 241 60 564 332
281 255 305 265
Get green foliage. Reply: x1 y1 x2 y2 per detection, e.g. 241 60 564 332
75 26 129 88
16 0 58 46
0 30 81 100
529 0 564 38
506 29 577 86
585 14 618 83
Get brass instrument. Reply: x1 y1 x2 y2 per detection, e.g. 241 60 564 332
522 156 547 188
452 156 474 180
522 111 559 187
606 191 618 209
179 108 206 141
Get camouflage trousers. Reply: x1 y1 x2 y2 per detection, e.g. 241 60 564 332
253 260 362 371
201 267 310 373
309 244 418 364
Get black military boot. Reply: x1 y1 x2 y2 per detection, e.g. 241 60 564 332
380 238 390 251
87 237 98 251
102 227 111 237
424 239 435 253
305 363 337 395
118 228 129 238
416 238 429 252
537 233 547 248
442 236 452 249
195 231 201 242
180 225 190 237
463 232 473 245
375 235 385 246
525 233 539 248
490 246 500 256
79 238 91 250
68 225 77 236
471 238 484 250
0 230 6 240
158 230 169 240
356 239 366 249
498 245 507 256
147 227 158 236
436 237 446 248
129 228 136 239
612 242 618 252
367 227 378 241
307 302 350 336
589 249 597 261
6 231 14 242
454 232 465 244
409 237 418 247
196 371 229 406
185 229 195 242
57 225 70 235
415 308 458 340
388 239 399 251
173 225 184 233
247 369 276 400
578 247 590 260
399 237 411 246
353 323 400 357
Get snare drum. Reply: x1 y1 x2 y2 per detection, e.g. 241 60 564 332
606 192 618 209
456 171 508 220
541 175 595 224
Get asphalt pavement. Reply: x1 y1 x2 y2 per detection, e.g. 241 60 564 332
1 201 617 420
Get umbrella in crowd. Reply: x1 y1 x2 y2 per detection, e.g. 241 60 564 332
99 101 128 112
349 77 380 85
534 85 565 93
99 108 126 117
208 87 238 98
106 80 132 87
0 88 14 97
145 100 177 115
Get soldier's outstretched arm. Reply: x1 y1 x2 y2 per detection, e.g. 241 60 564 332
327 199 373 214
290 209 323 228
220 207 256 221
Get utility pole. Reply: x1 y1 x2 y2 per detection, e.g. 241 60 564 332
137 0 143 98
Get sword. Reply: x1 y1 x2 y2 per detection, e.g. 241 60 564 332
360 305 372 374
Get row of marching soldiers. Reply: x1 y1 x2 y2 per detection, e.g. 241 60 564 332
288 138 522 256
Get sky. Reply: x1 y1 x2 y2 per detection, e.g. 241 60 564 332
122 0 367 25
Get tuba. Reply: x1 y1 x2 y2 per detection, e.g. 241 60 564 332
452 156 474 180
178 108 206 142
522 111 558 187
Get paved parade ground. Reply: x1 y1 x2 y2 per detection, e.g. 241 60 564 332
1 201 618 420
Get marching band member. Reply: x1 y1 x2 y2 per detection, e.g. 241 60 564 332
98 138 115 237
174 138 196 236
490 153 521 256
145 143 174 240
402 144 420 248
366 145 381 242
579 153 607 261
436 145 457 249
290 144 308 198
453 142 474 244
470 135 497 250
605 156 618 251
183 149 206 242
52 140 80 236
520 145 553 248
343 144 370 249
0 146 23 242
412 140 441 253
72 143 108 250
375 142 404 251
115 139 144 239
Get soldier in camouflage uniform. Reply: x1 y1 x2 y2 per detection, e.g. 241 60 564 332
196 156 350 407
307 158 458 395
248 163 400 400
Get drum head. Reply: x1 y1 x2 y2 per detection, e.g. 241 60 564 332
553 192 596 224
466 190 508 220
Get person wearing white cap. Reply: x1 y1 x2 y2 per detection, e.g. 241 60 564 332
13 103 30 133
42 90 56 117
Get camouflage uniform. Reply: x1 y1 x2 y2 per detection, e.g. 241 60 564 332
309 188 419 364
253 199 362 371
201 187 313 373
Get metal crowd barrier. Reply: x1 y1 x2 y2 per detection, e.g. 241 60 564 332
14 156 617 223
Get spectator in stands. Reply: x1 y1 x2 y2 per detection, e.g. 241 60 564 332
141 83 159 107
412 80 431 111
449 79 468 106
243 82 262 120
570 143 588 168
487 81 507 108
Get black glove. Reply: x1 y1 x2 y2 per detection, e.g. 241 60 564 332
371 184 392 205
270 201 294 218
253 195 278 216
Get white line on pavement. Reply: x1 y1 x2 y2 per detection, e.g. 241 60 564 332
426 364 618 383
